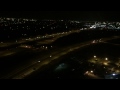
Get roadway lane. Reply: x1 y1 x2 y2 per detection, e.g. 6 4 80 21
0 41 91 79
3 36 119 79
0 29 81 58
0 29 79 49
0 30 81 79
0 34 119 79
11 43 91 79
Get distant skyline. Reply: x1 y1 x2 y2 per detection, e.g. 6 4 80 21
1 11 120 21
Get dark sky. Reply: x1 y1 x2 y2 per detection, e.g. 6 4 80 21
1 11 120 21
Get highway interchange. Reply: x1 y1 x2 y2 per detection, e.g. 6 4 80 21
0 28 120 79
0 29 80 79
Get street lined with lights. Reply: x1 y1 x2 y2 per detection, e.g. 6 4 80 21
0 36 118 79
1 18 120 79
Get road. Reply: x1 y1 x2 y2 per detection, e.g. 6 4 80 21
0 29 81 58
0 28 119 79
1 42 90 79
84 71 103 79
0 29 81 78
0 30 80 48
0 30 79 57
1 36 119 79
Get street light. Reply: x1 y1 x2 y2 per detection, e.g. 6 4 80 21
91 70 93 73
86 71 89 74
94 56 96 58
112 73 116 76
105 58 108 61
38 61 41 63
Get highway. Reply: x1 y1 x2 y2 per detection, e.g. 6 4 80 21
0 30 80 57
0 36 119 79
102 42 120 46
0 29 80 48
0 29 82 58
0 27 119 79
0 42 90 79
0 29 81 79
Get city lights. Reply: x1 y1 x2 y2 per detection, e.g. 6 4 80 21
1 14 120 79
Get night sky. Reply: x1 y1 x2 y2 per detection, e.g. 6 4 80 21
1 11 120 21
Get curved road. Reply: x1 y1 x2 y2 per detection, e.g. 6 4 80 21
1 36 120 79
